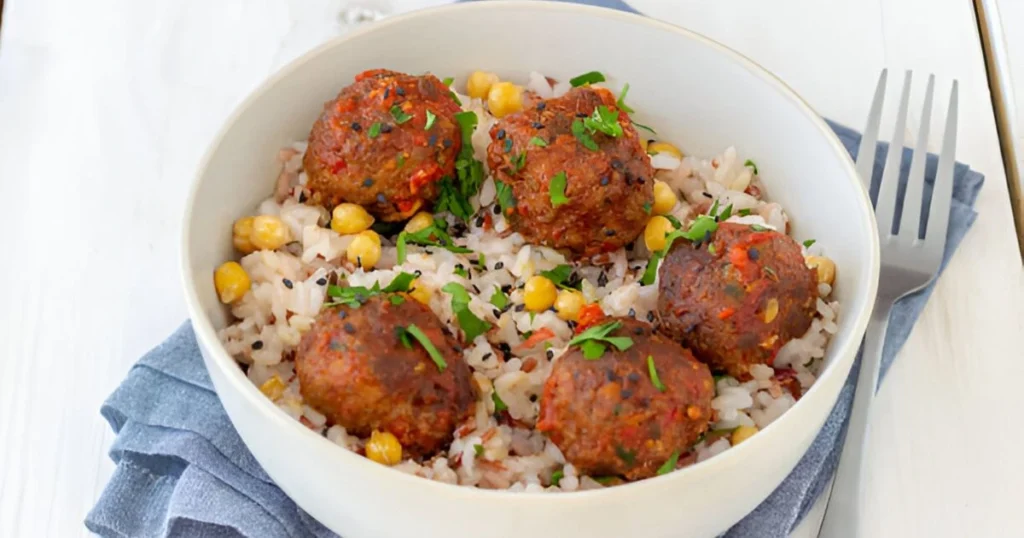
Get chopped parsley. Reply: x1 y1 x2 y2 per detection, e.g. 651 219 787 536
640 215 721 285
763 266 777 279
529 136 547 147
435 177 474 222
583 106 623 138
738 208 752 216
614 444 636 465
436 111 485 221
571 119 599 151
389 295 406 305
568 320 634 360
642 201 652 215
663 214 683 230
708 243 717 255
503 137 513 153
633 122 656 135
494 180 516 214
803 239 816 248
473 444 484 457
716 203 734 221
569 71 606 87
453 265 469 278
550 468 564 487
441 76 454 86
324 272 417 307
492 391 508 412
404 323 447 372
750 224 769 232
512 152 527 172
449 91 462 106
489 286 509 309
389 105 413 124
616 83 635 114
396 221 473 263
656 450 681 475
424 110 437 130
549 171 570 207
646 355 666 392
396 153 406 167
539 264 574 287
442 282 492 342
744 159 759 175
367 122 382 138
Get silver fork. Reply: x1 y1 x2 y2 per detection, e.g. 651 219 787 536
817 70 958 538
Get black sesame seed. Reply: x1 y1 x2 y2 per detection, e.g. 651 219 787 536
343 322 356 334
605 369 618 382
611 160 624 171
636 176 646 184
537 102 547 111
316 277 327 286
624 174 633 186
575 112 587 118
567 320 578 331
384 88 390 98
747 247 760 260
396 87 405 96
529 394 538 403
351 122 362 131
429 134 438 146
494 261 505 269
621 389 633 399
363 178 374 187
472 285 480 294
453 344 463 353
600 176 610 186
298 191 307 203
702 191 713 199
380 124 393 133
338 310 347 319
598 271 608 287
627 372 641 383
282 278 293 289
496 129 506 140
501 285 512 293
628 308 636 318
377 193 387 204
646 311 655 322
251 340 264 350
443 138 453 148
475 216 485 227
414 270 422 276
514 304 525 312
493 309 501 318
493 205 501 215
625 242 635 252
498 342 512 355
482 352 493 361
532 122 544 129
546 349 554 360
604 229 616 237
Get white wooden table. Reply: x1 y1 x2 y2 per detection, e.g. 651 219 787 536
0 0 1020 536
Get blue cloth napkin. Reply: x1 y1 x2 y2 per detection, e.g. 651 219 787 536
85 16 985 537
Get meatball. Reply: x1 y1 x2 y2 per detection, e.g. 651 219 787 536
303 69 463 221
296 295 475 458
537 319 713 480
657 222 818 379
486 87 654 258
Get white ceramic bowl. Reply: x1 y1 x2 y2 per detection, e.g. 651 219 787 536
181 2 879 537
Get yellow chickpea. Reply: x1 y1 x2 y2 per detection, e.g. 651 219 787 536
214 261 251 303
731 425 759 445
331 203 375 235
487 82 524 119
644 216 675 252
404 212 434 234
652 181 678 215
232 216 256 253
554 289 585 321
365 430 403 465
466 71 500 100
409 278 432 305
346 230 382 269
259 376 287 401
647 141 683 159
523 275 557 312
251 215 291 251
805 255 836 286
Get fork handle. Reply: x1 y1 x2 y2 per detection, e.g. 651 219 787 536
817 301 893 538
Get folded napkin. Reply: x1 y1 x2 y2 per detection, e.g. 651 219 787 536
85 15 984 535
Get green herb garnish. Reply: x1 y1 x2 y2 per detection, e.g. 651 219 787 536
512 152 527 172
614 445 636 465
763 266 777 279
503 137 513 153
495 180 516 214
492 391 508 412
738 208 752 216
539 264 573 287
435 176 474 221
550 468 564 486
529 136 547 147
489 286 509 309
383 272 417 293
656 450 681 476
803 239 816 248
436 111 486 221
750 224 769 232
583 106 623 138
633 122 656 135
442 282 492 342
404 323 447 372
390 105 413 124
396 223 473 264
324 272 417 307
663 214 683 230
442 77 454 86
549 171 570 207
646 355 666 392
717 203 734 221
396 153 406 167
474 444 484 457
640 216 721 285
571 119 599 151
744 159 759 175
708 243 717 255
367 122 382 138
389 295 406 305
454 266 469 278
570 71 606 87
449 91 462 106
642 201 652 215
616 83 635 114
568 321 633 360
424 110 437 130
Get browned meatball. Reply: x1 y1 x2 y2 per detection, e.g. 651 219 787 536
303 69 463 221
486 87 654 258
295 294 474 458
537 319 713 480
657 222 818 379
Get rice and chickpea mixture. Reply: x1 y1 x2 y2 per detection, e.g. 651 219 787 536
213 68 840 492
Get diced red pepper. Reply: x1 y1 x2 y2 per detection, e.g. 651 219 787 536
576 304 606 333
717 307 735 320
516 328 555 351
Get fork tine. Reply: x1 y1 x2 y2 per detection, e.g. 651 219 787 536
855 69 889 188
875 70 913 237
900 74 935 240
925 80 958 255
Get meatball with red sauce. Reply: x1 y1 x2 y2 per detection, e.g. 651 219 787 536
303 69 463 221
296 294 475 458
537 319 713 480
657 222 818 379
486 87 654 258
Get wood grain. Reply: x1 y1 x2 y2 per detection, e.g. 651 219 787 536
1 0 1021 537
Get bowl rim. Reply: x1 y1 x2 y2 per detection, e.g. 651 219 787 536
180 0 879 503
